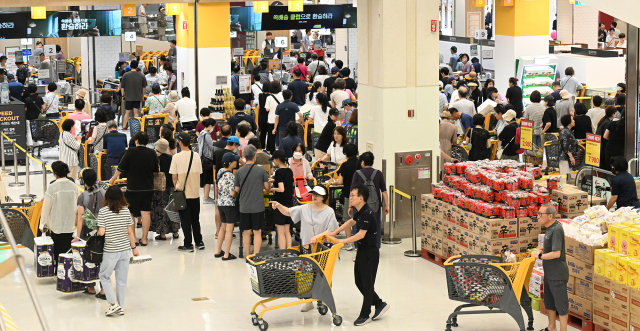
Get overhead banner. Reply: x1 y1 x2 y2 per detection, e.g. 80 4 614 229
231 4 356 32
0 10 121 39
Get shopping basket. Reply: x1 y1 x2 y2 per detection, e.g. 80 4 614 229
443 254 536 331
246 235 343 330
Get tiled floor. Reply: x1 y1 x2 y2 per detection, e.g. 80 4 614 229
0 151 577 331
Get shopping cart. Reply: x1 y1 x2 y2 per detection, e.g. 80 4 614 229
246 235 343 331
443 254 536 331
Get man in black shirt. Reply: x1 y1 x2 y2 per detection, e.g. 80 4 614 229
213 124 232 149
322 67 341 96
109 132 159 246
227 99 257 135
341 67 358 95
598 22 607 43
312 184 389 326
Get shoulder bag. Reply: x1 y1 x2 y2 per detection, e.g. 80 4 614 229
171 151 193 210
153 159 166 191
236 164 256 211
62 132 83 162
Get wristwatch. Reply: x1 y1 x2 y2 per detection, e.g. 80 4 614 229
538 252 543 260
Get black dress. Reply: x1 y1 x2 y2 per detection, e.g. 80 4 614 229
468 127 491 161
596 118 611 170
604 120 625 169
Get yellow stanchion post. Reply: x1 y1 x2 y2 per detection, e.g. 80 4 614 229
8 143 23 187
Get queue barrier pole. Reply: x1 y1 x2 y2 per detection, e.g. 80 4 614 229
0 133 8 174
42 161 47 196
382 185 401 245
404 195 420 257
8 142 24 188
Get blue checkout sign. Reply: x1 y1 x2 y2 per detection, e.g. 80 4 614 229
22 49 32 56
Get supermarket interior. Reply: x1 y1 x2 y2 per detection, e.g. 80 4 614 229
2 0 640 330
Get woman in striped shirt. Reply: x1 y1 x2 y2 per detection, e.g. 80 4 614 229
59 119 82 181
98 186 139 317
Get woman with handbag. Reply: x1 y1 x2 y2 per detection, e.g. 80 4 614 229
98 186 139 316
497 110 521 161
40 161 79 272
559 114 579 182
151 139 179 240
466 114 492 161
59 119 82 181
157 6 167 41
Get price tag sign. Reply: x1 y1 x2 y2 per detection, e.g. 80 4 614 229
586 133 601 167
475 29 487 40
121 4 136 17
253 1 269 13
288 0 304 12
31 6 46 19
326 45 336 53
233 48 244 56
119 52 130 62
519 119 533 150
216 76 227 85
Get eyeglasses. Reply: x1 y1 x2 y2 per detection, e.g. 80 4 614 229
537 212 551 216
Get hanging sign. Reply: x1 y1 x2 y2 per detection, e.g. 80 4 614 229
122 4 136 17
43 45 56 57
166 3 181 15
519 120 533 150
586 134 601 167
470 0 485 7
31 6 46 19
253 1 269 13
288 0 304 12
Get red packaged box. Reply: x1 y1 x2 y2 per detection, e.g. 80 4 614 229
547 176 561 190
535 192 551 204
494 190 504 202
519 177 533 190
444 163 457 174
516 207 529 218
500 206 516 219
528 205 539 217
455 163 467 174
489 178 505 191
504 178 519 191
504 192 521 208
530 167 542 180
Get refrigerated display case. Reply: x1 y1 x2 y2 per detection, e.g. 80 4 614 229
516 56 558 107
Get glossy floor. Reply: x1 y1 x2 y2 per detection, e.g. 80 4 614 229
1 154 576 331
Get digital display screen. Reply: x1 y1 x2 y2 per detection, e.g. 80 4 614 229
231 4 356 31
0 10 122 39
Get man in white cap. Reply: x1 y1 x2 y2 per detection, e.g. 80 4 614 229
555 90 575 128
270 185 339 312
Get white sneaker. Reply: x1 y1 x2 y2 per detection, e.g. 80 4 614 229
105 303 122 316
300 302 314 312
345 243 355 251
203 198 216 204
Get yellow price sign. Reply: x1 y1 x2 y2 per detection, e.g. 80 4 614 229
519 119 533 150
253 1 269 13
586 133 601 167
166 3 181 15
288 0 304 12
121 4 136 17
31 6 46 19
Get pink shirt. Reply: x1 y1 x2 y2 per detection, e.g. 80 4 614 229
67 111 90 136
289 157 312 178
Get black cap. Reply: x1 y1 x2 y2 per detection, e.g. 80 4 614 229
269 149 287 161
329 108 340 116
176 132 191 145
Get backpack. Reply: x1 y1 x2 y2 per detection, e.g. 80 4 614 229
17 67 27 83
197 133 217 170
84 235 105 264
81 188 106 215
514 125 525 154
356 169 380 212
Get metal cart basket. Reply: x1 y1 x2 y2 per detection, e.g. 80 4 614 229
443 254 536 331
246 235 343 330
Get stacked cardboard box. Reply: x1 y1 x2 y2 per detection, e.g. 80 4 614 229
421 193 543 258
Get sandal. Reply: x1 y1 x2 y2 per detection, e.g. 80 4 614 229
155 235 167 241
83 288 96 295
136 223 142 228
222 254 237 261
95 293 107 300
214 251 225 258
138 239 148 246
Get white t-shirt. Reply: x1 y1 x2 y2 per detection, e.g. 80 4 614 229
309 105 329 133
314 74 329 85
265 92 284 124
138 5 147 23
251 82 263 103
326 143 346 163
587 107 606 132
175 97 198 123
330 90 350 109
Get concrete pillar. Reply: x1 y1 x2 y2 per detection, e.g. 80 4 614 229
357 0 440 185
494 0 549 94
176 3 231 108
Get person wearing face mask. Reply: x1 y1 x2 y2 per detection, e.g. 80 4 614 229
289 143 313 181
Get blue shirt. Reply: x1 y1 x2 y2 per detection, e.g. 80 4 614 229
302 35 311 52
280 134 303 158
8 81 22 101
275 100 300 130
287 79 308 106
227 112 257 135
231 74 240 96
449 54 459 69
459 113 473 133
102 131 128 158
472 62 482 74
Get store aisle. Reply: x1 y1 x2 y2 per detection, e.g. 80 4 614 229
1 164 576 331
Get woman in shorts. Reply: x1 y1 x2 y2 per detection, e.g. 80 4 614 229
270 150 294 250
214 152 241 261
